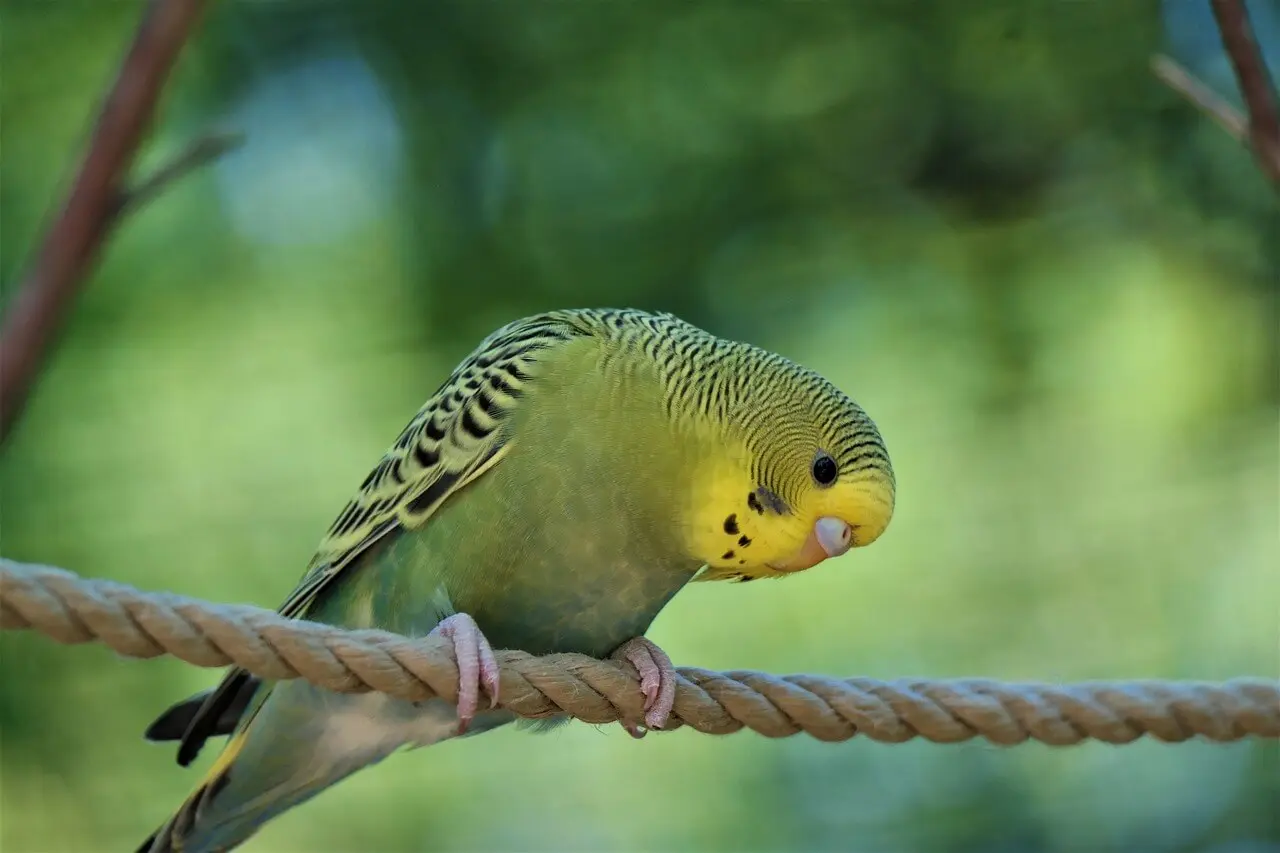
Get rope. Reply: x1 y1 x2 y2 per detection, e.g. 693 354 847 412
2 558 1276 745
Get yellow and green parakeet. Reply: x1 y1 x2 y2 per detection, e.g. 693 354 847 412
137 308 896 852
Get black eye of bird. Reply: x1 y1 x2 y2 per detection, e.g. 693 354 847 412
811 451 838 486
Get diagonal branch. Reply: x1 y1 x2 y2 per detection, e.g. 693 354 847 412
1151 54 1250 142
1152 0 1280 185
114 131 244 218
1157 0 1280 187
0 0 212 446
1211 0 1280 185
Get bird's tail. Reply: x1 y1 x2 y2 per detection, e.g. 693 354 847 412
137 726 262 853
135 683 381 853
135 683 499 853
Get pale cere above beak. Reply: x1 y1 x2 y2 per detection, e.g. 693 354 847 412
768 516 854 572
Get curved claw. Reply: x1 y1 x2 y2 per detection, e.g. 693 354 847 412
434 613 501 734
611 636 677 738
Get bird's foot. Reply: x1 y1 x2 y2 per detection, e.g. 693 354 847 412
433 613 500 734
611 636 677 739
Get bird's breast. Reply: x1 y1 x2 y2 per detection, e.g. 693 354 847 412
369 358 704 658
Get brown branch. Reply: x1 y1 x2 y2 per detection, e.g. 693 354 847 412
1151 1 1280 188
1212 0 1280 185
115 131 244 218
0 0 211 446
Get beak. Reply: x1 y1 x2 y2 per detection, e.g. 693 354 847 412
767 516 853 572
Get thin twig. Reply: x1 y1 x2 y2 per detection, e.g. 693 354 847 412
0 0 210 446
1151 54 1249 141
114 131 244 217
1211 0 1280 185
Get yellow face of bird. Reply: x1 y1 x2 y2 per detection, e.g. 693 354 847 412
681 371 896 582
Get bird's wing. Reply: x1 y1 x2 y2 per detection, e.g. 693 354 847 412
169 312 593 765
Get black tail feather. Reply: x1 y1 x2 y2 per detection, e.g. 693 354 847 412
136 828 161 853
143 673 260 765
144 678 258 743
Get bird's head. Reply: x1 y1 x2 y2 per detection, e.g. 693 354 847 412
681 347 896 582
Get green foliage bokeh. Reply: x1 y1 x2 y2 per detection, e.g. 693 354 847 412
1 1 1276 851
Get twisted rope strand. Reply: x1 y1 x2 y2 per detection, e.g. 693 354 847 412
2 559 1276 744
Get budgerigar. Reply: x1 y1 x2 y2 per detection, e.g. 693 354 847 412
137 308 896 852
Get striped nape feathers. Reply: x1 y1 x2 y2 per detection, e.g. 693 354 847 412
301 307 892 591
562 309 897 582
621 314 895 582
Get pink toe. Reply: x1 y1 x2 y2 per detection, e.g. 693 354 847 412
645 674 676 730
633 658 661 709
612 637 678 734
434 613 492 730
478 640 501 709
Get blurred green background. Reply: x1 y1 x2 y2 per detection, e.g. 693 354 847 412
2 1 1277 851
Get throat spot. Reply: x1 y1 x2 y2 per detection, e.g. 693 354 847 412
719 507 757 567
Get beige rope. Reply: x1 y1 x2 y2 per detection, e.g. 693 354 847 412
2 558 1276 744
